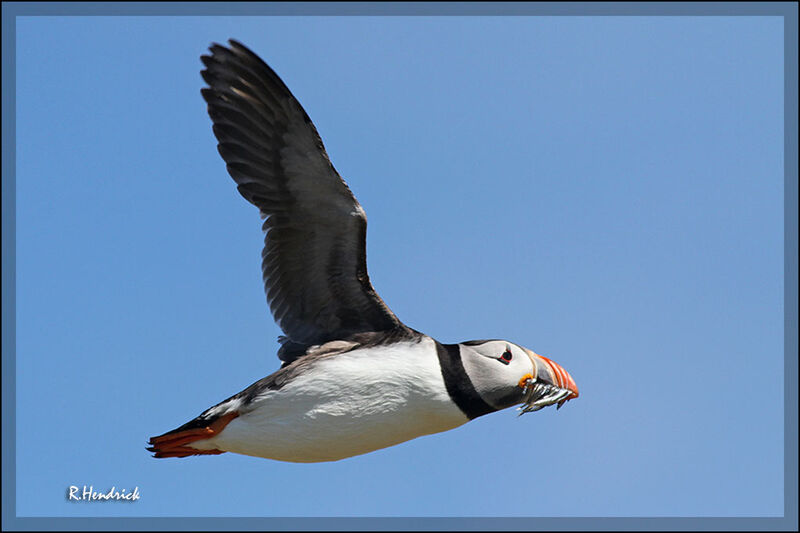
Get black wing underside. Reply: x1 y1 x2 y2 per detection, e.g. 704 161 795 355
200 40 412 364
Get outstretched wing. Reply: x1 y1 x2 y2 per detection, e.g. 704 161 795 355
201 40 409 363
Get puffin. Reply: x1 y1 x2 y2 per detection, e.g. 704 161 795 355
147 40 579 463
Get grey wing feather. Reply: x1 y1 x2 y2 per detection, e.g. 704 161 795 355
201 39 410 363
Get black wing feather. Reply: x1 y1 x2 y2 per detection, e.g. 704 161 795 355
201 39 412 363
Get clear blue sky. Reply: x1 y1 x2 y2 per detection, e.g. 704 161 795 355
14 15 784 517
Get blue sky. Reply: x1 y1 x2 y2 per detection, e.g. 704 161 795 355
13 15 785 518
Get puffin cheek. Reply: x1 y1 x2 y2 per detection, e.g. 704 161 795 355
489 384 529 411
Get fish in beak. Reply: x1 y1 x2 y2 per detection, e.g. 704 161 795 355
519 349 579 414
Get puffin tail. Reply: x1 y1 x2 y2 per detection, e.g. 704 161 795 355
147 411 239 459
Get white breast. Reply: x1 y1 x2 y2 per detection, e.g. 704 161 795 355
193 336 469 462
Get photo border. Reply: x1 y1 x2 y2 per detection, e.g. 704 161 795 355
2 2 796 531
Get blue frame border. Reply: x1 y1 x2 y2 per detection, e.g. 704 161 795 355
2 2 797 531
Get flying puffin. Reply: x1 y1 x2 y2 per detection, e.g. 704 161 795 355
147 40 579 463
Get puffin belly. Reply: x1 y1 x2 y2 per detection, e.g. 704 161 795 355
207 338 469 462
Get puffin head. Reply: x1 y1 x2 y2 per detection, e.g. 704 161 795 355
459 340 579 414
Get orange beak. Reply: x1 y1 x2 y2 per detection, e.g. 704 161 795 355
523 349 579 406
534 353 579 400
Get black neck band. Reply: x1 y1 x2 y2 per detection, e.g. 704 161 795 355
435 342 496 420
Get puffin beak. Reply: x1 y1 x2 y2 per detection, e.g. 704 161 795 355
519 349 579 414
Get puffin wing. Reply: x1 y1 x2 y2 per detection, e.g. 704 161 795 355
201 40 407 363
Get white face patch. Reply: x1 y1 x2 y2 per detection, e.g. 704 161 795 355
459 341 536 410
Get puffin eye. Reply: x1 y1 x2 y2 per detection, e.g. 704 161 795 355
497 348 513 365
